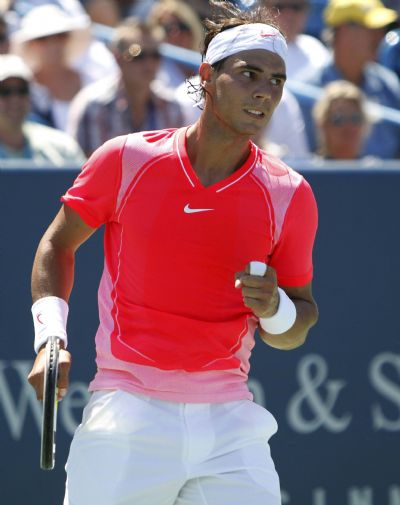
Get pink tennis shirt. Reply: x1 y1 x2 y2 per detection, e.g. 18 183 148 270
62 127 318 402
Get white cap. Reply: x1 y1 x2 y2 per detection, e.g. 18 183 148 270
0 54 32 82
11 4 91 66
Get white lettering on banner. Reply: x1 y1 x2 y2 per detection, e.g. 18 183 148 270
0 360 89 440
281 486 400 504
348 487 373 505
286 354 352 433
370 353 400 431
389 485 400 505
1 354 399 440
313 488 327 505
0 360 41 439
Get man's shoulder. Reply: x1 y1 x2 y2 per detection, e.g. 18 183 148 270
24 121 80 146
365 62 400 91
123 128 181 158
295 34 330 55
71 75 120 111
256 148 304 184
23 122 86 163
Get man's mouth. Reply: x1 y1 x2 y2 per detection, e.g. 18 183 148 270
244 108 265 119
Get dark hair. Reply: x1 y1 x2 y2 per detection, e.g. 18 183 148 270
186 1 282 107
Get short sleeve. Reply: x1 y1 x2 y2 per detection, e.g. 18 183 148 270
61 136 126 228
269 178 318 287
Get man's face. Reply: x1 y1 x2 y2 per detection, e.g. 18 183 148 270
322 97 366 159
336 23 386 64
205 49 286 138
0 77 30 128
269 0 310 42
118 34 161 86
29 32 70 66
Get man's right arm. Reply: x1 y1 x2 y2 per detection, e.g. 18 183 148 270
28 204 97 400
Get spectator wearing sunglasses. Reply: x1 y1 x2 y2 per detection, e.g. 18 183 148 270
0 54 85 164
67 17 186 157
312 80 372 160
149 0 204 94
264 0 330 81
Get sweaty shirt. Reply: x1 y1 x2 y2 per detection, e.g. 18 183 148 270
62 127 318 402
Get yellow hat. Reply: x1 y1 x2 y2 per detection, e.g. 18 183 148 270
324 0 398 28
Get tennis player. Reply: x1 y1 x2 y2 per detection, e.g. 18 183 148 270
28 2 318 504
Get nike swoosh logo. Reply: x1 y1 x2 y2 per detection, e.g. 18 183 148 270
184 204 214 214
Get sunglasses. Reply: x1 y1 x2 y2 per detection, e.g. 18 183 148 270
163 21 191 34
327 113 364 126
133 50 161 61
272 3 310 12
0 85 29 98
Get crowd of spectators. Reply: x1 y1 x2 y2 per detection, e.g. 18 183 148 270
0 0 399 164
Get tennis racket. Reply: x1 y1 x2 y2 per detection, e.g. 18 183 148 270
40 336 60 470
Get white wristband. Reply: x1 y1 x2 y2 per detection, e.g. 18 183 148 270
32 296 69 353
259 287 297 335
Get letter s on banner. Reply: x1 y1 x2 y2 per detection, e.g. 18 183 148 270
370 352 400 431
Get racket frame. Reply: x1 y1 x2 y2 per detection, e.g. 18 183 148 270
40 335 60 471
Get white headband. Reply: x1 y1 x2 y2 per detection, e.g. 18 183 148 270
204 23 287 65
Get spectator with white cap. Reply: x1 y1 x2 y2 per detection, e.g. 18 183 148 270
11 3 117 131
0 54 85 163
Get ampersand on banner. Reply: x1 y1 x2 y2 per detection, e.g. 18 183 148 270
287 354 352 433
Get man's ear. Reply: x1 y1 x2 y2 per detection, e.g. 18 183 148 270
199 62 214 85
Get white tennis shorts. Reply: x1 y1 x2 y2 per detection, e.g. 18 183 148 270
64 390 281 505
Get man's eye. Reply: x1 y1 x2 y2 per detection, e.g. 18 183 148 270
242 70 255 78
271 78 283 86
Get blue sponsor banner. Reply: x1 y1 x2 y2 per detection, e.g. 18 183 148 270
1 166 399 505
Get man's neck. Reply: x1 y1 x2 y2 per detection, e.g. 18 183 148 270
334 54 364 86
0 122 25 151
185 113 252 187
123 80 153 130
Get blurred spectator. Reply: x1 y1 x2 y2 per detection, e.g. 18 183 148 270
300 0 400 159
149 0 204 92
67 17 186 157
83 0 121 26
185 0 212 20
257 87 310 157
10 3 117 131
264 0 331 80
0 54 85 163
83 0 157 24
378 28 400 79
312 80 371 160
0 10 10 53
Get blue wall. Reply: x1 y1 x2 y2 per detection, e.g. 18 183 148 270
1 165 399 505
